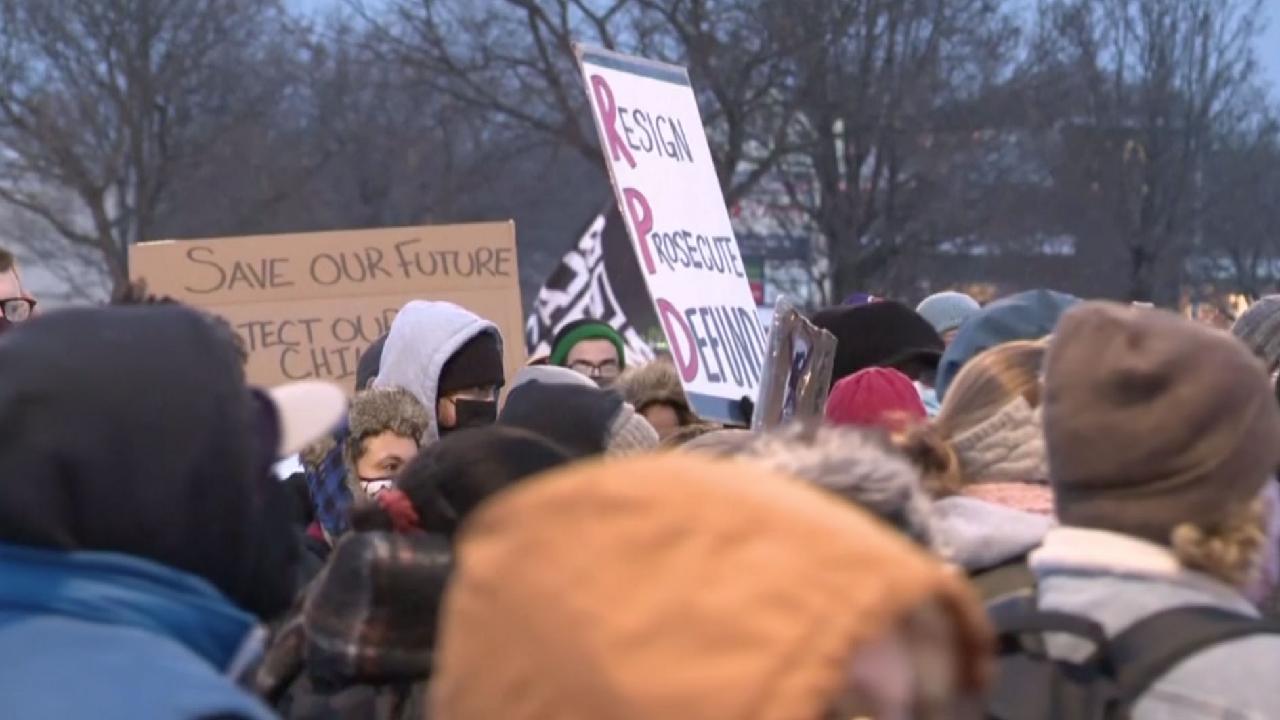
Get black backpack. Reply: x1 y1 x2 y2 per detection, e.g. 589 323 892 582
986 593 1280 720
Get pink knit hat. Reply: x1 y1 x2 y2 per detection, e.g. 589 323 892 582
825 367 926 431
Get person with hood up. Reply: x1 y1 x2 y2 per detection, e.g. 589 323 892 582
825 366 928 433
898 340 1053 600
681 422 939 549
614 360 699 441
549 318 627 386
917 291 981 345
430 454 993 720
1031 302 1280 717
934 288 1078 401
498 379 659 458
305 301 504 545
0 305 346 719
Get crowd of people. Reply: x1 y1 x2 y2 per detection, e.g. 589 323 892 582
2 244 1280 719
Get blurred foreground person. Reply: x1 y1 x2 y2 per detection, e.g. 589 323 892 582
0 246 35 336
615 360 699 440
682 423 938 549
900 340 1053 599
988 303 1280 719
0 306 344 719
431 455 992 720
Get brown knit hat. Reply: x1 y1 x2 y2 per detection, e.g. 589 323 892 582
1044 302 1280 545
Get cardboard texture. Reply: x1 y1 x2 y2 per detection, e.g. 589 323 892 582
130 222 525 391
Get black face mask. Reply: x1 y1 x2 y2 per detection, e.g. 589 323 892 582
441 398 498 436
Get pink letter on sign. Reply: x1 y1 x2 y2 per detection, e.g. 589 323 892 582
590 75 636 169
622 187 657 275
657 297 699 382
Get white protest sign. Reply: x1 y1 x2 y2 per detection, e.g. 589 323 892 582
577 45 765 424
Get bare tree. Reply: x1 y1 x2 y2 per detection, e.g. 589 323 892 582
1033 0 1264 303
0 0 296 293
360 0 804 204
771 0 1016 300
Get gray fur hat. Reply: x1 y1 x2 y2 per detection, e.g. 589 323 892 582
681 423 939 550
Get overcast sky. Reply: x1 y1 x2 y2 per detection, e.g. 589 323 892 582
1262 0 1280 99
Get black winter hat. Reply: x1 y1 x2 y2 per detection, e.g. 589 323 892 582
355 333 388 392
811 301 944 383
498 380 622 458
439 330 504 395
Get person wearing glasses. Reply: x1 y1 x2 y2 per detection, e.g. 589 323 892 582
549 319 627 387
0 247 35 336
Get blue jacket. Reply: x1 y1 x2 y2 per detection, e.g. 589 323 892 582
1032 527 1280 719
0 542 276 720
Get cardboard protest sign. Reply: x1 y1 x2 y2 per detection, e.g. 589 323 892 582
752 297 837 430
577 45 766 424
129 223 525 391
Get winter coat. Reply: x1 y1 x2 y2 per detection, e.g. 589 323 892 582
933 495 1051 599
0 542 274 720
259 532 451 720
1033 527 1280 718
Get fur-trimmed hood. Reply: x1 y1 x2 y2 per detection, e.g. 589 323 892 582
616 361 693 418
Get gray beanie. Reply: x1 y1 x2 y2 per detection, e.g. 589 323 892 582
917 291 981 336
1231 295 1280 373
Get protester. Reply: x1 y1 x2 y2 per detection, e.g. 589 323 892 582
352 425 573 538
898 340 1053 599
0 305 345 719
935 288 1078 400
430 454 992 720
0 246 35 337
549 318 627 386
307 300 505 544
683 422 938 548
345 388 429 497
615 359 699 440
917 291 981 345
257 532 451 720
825 366 927 433
1030 302 1280 716
374 300 505 440
508 363 597 391
499 380 659 458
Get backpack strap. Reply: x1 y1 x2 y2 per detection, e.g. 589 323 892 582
989 591 1111 660
1106 605 1280 706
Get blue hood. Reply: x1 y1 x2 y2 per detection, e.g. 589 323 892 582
0 542 263 674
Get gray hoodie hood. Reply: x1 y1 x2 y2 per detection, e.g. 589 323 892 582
373 300 500 442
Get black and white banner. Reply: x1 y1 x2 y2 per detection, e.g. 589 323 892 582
526 205 660 362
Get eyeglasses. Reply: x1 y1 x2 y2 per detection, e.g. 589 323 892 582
569 359 621 379
1 297 35 322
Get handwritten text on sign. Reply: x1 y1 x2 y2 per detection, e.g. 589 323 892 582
579 47 765 423
129 222 526 390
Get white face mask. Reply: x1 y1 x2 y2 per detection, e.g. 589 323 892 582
361 479 395 497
